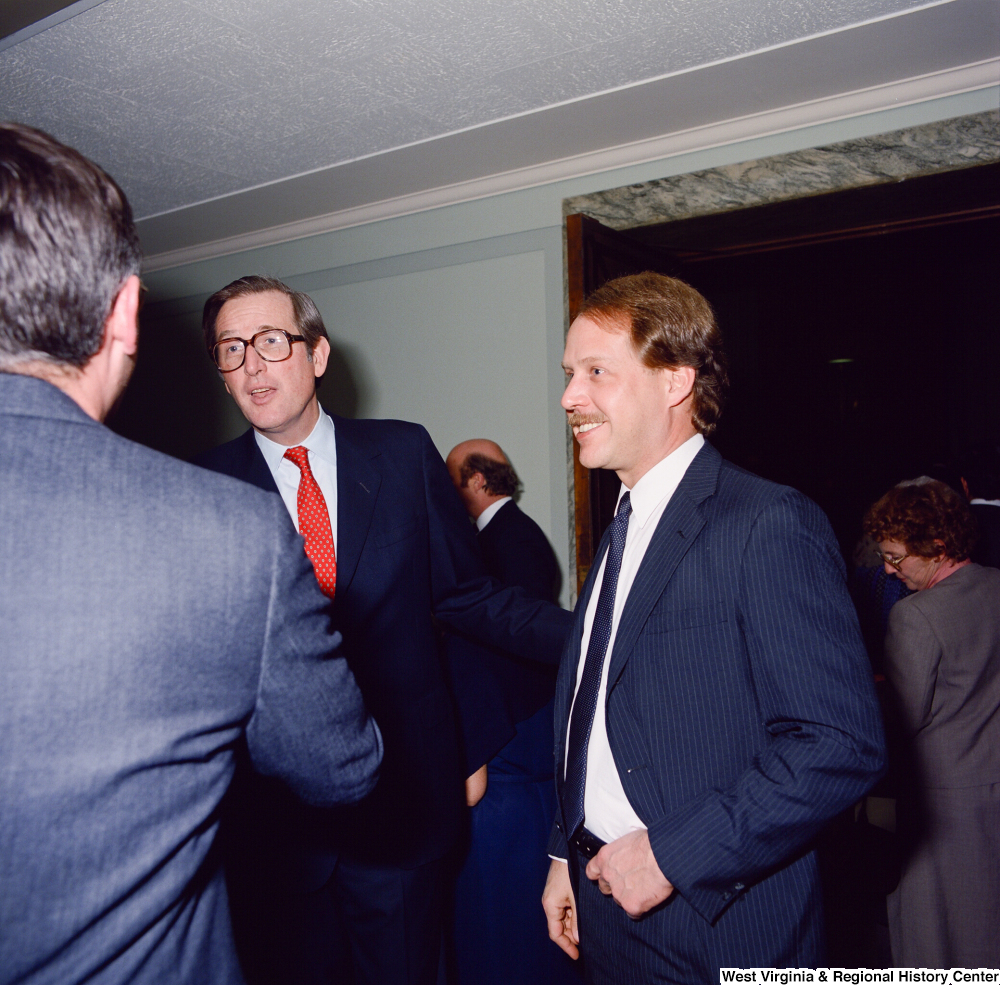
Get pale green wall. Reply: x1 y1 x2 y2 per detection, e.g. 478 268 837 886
309 250 556 536
140 87 997 606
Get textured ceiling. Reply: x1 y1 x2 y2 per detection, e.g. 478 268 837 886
0 0 959 225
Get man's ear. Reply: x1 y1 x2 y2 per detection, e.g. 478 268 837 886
664 365 696 407
311 336 331 379
106 275 141 356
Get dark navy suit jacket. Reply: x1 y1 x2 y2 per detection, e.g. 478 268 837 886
198 417 572 872
446 500 563 772
480 500 563 736
550 443 886 964
479 500 560 602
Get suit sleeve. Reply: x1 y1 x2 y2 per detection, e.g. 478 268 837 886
418 427 573 664
646 491 886 923
485 523 560 601
246 500 383 807
884 600 941 736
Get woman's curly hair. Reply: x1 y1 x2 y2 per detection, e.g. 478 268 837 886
863 479 978 561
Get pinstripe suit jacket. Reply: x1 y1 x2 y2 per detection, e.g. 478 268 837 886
551 443 885 951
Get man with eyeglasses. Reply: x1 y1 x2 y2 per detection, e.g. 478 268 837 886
196 276 572 985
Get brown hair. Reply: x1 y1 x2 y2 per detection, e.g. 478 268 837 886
864 480 978 561
202 275 328 356
577 271 729 435
459 453 521 498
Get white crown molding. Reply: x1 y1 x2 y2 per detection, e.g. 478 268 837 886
142 58 998 274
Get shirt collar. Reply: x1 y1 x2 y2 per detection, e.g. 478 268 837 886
476 496 512 532
254 408 337 471
617 433 705 529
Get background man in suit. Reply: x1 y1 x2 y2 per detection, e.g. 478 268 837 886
446 440 560 600
444 440 578 985
197 279 571 985
0 124 382 985
542 272 886 981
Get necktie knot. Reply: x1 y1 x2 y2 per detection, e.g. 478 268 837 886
283 445 311 471
616 491 632 524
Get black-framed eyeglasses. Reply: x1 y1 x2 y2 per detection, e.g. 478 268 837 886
212 328 306 372
875 548 909 570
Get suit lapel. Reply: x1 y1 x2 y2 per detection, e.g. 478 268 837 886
333 418 382 597
237 430 280 494
606 443 721 690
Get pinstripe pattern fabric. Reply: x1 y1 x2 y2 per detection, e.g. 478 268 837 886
550 443 886 981
574 850 824 983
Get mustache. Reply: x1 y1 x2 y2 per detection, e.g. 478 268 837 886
567 414 606 428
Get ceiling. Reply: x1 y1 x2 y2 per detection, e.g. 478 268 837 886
1 0 996 267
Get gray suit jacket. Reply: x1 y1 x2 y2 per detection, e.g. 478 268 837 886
885 563 1000 789
0 375 382 985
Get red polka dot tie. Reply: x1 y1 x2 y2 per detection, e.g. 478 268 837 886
283 446 336 599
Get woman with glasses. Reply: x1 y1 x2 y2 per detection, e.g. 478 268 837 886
864 480 1000 969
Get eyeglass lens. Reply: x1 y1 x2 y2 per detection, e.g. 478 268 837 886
215 330 291 370
877 550 906 568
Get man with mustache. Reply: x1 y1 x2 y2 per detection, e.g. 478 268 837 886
543 272 886 981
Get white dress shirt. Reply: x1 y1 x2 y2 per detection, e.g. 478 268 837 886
476 496 512 532
254 410 338 547
567 433 704 844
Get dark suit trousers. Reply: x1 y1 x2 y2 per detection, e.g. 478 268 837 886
451 700 580 985
263 856 446 985
571 850 825 984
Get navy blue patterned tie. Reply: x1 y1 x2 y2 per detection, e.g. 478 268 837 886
563 491 632 840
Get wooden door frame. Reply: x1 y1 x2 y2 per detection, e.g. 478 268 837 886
565 213 591 599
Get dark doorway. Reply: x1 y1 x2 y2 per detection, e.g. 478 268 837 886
567 160 1000 584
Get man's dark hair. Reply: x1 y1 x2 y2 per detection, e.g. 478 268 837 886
459 453 521 498
0 123 142 369
202 275 329 356
578 272 729 435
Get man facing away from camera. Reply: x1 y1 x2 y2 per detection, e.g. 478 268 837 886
543 272 886 983
444 439 579 985
0 125 381 985
196 279 572 985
